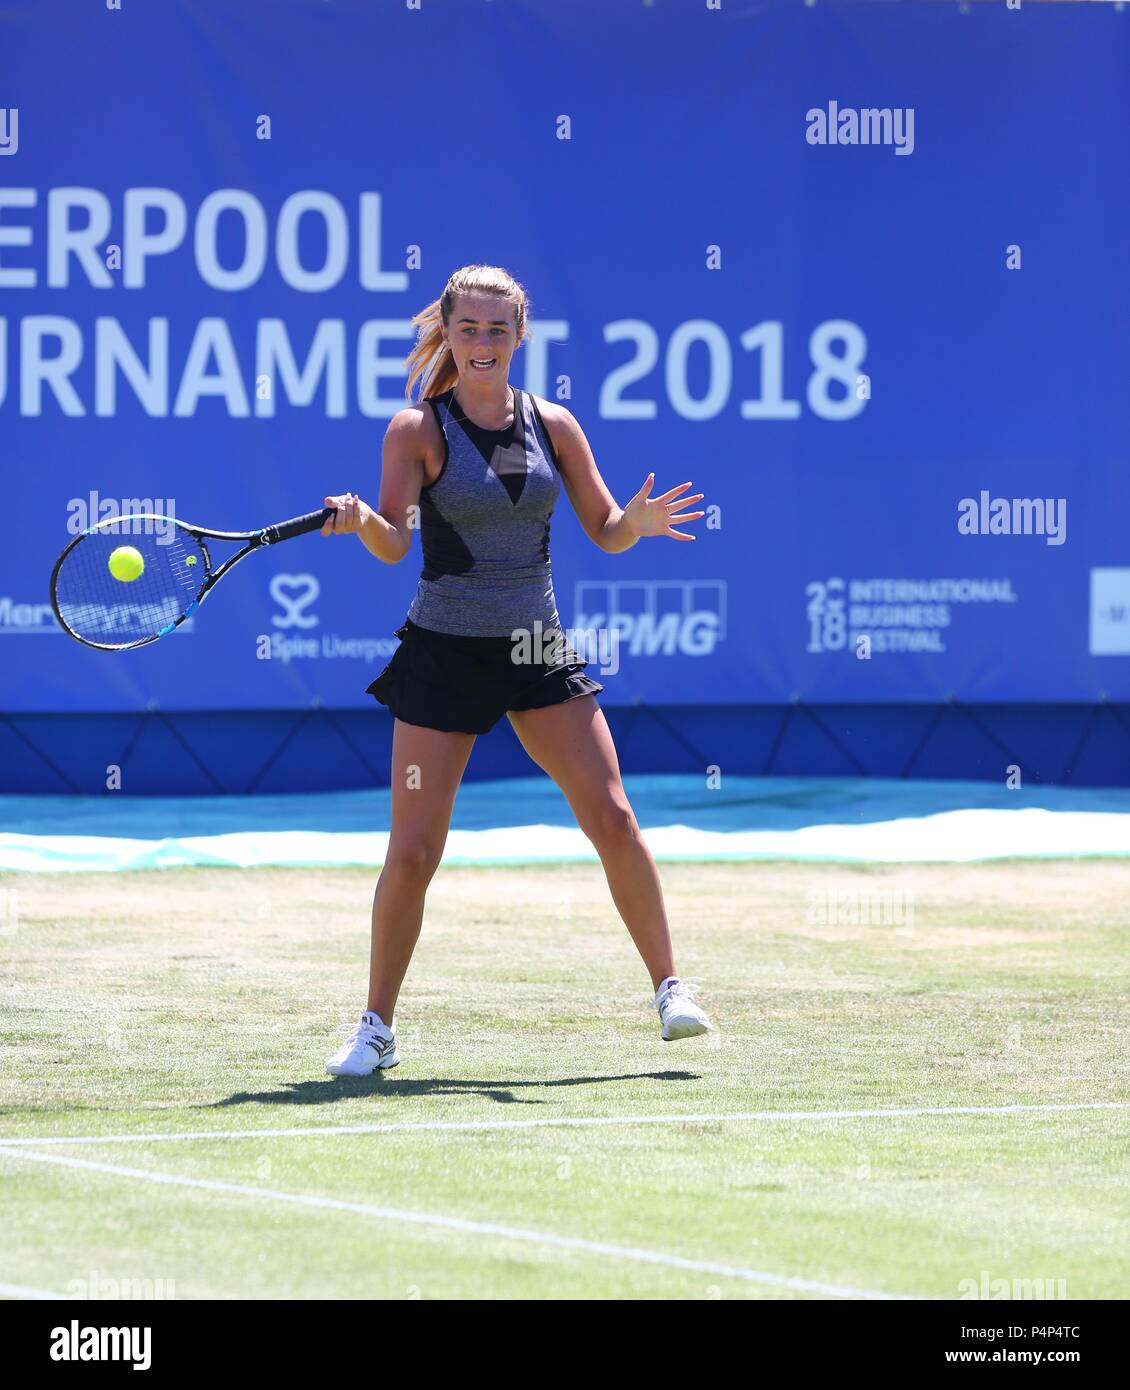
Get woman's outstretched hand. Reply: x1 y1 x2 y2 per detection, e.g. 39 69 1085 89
321 493 371 536
623 474 706 541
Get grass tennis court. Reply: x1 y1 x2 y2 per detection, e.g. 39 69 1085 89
2 860 1127 1300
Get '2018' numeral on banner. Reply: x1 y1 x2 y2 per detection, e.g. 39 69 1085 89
599 319 867 422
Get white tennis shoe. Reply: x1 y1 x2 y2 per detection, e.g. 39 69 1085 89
652 977 712 1041
325 1011 400 1077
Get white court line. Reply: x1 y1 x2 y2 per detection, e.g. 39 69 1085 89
0 1281 75 1300
2 1100 1126 1149
0 1144 914 1301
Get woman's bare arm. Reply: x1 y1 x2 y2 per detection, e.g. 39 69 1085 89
323 406 435 562
536 399 705 552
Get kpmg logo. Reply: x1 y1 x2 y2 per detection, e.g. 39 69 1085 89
572 580 726 658
0 108 17 156
1090 569 1130 656
270 573 320 629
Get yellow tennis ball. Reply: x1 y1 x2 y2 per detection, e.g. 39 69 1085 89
108 545 145 583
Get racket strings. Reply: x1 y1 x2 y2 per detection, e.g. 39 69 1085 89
52 520 207 648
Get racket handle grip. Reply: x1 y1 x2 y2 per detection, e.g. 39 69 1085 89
260 507 336 544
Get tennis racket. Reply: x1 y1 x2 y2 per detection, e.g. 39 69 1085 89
50 507 336 651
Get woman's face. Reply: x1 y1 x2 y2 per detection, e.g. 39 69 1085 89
442 293 521 385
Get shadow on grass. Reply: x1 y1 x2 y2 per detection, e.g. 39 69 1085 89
204 1070 701 1110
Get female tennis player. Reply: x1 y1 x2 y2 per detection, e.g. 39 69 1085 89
324 264 712 1076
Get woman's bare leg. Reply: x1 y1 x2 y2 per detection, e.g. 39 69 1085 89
367 718 476 1021
507 696 677 991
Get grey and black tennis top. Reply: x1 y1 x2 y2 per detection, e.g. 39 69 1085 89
406 386 565 637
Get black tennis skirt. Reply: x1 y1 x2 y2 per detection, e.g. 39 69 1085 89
366 618 605 734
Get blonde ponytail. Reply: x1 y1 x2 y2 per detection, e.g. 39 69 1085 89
404 298 455 401
404 264 530 401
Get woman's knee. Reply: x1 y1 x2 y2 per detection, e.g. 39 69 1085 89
383 837 444 882
581 798 640 847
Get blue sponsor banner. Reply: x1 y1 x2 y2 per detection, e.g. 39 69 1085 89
1 1 1128 712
